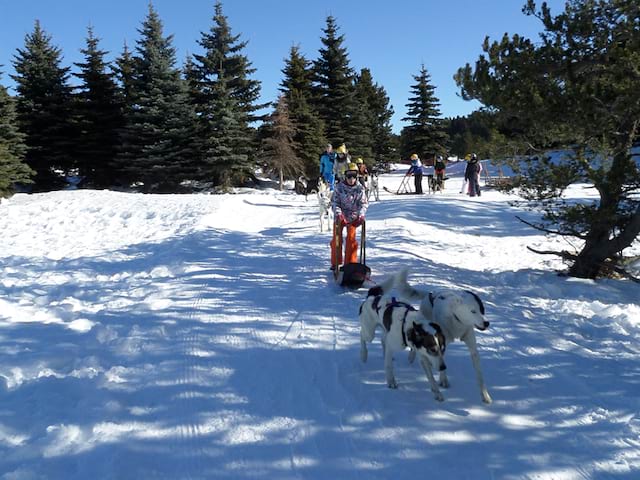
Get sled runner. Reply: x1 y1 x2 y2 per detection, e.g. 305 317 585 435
333 220 371 289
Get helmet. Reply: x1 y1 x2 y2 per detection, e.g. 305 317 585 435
471 153 478 160
356 158 363 164
336 144 347 154
410 153 418 160
436 155 443 161
347 163 358 172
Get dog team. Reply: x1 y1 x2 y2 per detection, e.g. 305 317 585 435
359 268 493 404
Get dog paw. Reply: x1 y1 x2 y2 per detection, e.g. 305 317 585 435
434 392 445 402
482 392 493 404
440 379 450 389
387 381 398 389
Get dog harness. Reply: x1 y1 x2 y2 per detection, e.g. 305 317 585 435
382 297 416 347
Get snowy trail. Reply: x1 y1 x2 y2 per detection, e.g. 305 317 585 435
0 181 639 479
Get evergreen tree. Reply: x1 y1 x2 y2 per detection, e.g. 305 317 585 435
191 1 263 185
112 42 137 186
73 27 122 188
195 1 266 123
279 45 325 178
312 16 357 147
352 68 396 167
400 64 449 162
259 95 303 190
116 5 198 192
201 73 248 190
0 78 33 196
455 0 640 279
113 42 136 108
11 21 76 191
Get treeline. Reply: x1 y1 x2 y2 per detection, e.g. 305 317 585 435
2 1 498 196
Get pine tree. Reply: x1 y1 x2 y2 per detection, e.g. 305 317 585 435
313 16 357 147
455 0 640 279
355 69 397 168
73 27 122 188
113 42 136 108
401 64 449 162
259 96 303 190
279 45 325 178
112 42 137 186
201 73 248 190
0 78 33 197
11 21 76 191
116 5 198 192
195 1 266 123
190 1 263 185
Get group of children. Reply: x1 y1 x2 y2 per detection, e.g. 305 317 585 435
319 143 369 191
320 143 369 270
321 144 483 272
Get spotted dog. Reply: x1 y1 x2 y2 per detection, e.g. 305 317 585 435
359 275 447 402
395 268 493 404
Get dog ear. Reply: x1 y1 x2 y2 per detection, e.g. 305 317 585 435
464 290 485 314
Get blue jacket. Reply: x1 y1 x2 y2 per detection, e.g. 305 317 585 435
320 151 335 178
407 159 423 175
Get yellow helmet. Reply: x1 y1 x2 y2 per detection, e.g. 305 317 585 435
336 144 347 154
356 158 363 164
347 163 358 172
410 153 418 160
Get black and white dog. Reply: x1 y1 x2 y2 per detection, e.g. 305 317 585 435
395 269 493 404
359 275 447 402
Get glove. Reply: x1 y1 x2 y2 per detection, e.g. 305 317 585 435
336 213 347 226
352 216 365 227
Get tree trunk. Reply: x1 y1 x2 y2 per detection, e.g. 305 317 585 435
568 195 640 279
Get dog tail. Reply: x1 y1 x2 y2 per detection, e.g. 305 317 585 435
394 268 429 301
365 271 396 299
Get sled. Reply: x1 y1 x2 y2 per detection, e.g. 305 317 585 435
333 220 371 289
382 174 413 195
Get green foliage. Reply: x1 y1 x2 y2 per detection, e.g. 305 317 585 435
312 16 357 147
354 69 397 168
0 82 33 197
73 27 123 188
190 1 260 185
455 0 640 278
400 64 449 161
199 74 248 190
11 21 75 191
279 45 325 178
115 4 198 192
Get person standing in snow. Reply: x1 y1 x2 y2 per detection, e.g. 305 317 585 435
319 143 336 190
405 153 424 194
465 153 482 197
434 155 447 190
333 144 350 183
355 157 369 187
330 162 368 270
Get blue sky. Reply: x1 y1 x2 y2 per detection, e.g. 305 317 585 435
0 0 566 133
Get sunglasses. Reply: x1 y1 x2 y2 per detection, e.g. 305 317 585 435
345 173 357 179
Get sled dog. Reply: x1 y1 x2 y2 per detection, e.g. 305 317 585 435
317 179 332 232
359 274 447 402
395 269 493 404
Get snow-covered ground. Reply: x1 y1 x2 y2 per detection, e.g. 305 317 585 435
1 171 639 479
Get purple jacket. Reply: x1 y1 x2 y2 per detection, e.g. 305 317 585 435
333 180 368 222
